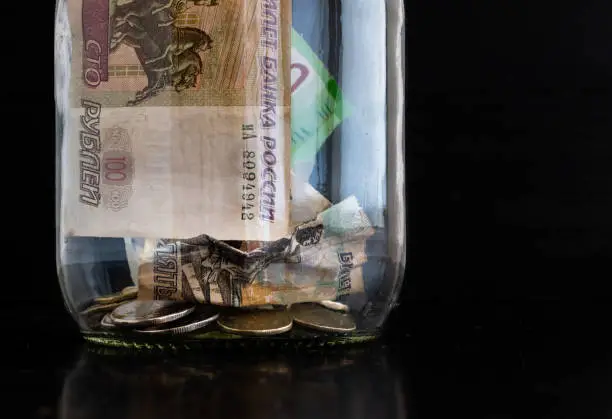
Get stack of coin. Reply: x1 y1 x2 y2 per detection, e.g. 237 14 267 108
83 291 358 337
93 286 138 305
110 300 196 328
98 300 219 336
135 305 220 336
81 286 140 324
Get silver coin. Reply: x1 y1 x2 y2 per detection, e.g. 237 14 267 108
217 308 293 336
100 313 117 329
135 306 220 335
317 300 350 313
110 300 196 327
291 303 356 333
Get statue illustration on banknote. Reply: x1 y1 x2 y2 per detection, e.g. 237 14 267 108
152 235 293 306
108 0 215 106
186 222 325 306
136 197 374 307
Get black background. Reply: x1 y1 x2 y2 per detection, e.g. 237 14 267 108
3 1 612 418
7 0 612 341
395 0 612 340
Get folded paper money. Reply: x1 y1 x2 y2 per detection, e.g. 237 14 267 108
60 0 292 240
290 30 352 176
289 174 332 229
138 196 374 307
123 177 330 286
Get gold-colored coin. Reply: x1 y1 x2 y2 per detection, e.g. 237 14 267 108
94 285 138 305
81 301 125 316
121 285 138 297
217 308 293 336
291 303 356 333
317 300 350 313
93 293 122 305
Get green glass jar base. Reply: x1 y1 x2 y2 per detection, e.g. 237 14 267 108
82 329 380 351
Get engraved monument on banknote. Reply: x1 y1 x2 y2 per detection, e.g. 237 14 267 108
109 3 214 106
61 0 292 240
137 196 374 307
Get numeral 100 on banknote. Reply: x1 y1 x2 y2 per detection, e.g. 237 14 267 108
63 0 292 241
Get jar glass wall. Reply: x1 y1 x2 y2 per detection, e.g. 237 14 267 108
55 0 405 347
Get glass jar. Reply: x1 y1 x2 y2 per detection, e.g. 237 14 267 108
55 0 405 348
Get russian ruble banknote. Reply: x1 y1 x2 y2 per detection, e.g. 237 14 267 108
237 266 366 308
137 196 374 307
121 27 351 282
115 22 355 306
123 174 329 283
59 0 292 240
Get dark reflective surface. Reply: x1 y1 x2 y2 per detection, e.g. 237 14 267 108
59 345 408 419
11 304 612 419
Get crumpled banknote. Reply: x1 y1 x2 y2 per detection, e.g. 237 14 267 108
137 196 374 307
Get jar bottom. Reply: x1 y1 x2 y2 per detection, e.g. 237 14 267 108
82 329 380 351
78 300 383 350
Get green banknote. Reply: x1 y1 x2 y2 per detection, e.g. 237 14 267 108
291 29 352 169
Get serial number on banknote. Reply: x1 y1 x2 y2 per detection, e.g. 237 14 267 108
241 124 257 221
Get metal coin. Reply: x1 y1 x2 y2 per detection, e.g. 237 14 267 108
217 308 293 336
317 300 350 313
93 294 134 305
94 292 121 305
81 301 125 316
94 286 138 305
291 303 356 333
121 286 138 297
135 306 220 335
110 300 196 327
100 313 117 329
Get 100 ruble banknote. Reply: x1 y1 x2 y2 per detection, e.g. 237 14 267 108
58 0 292 240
